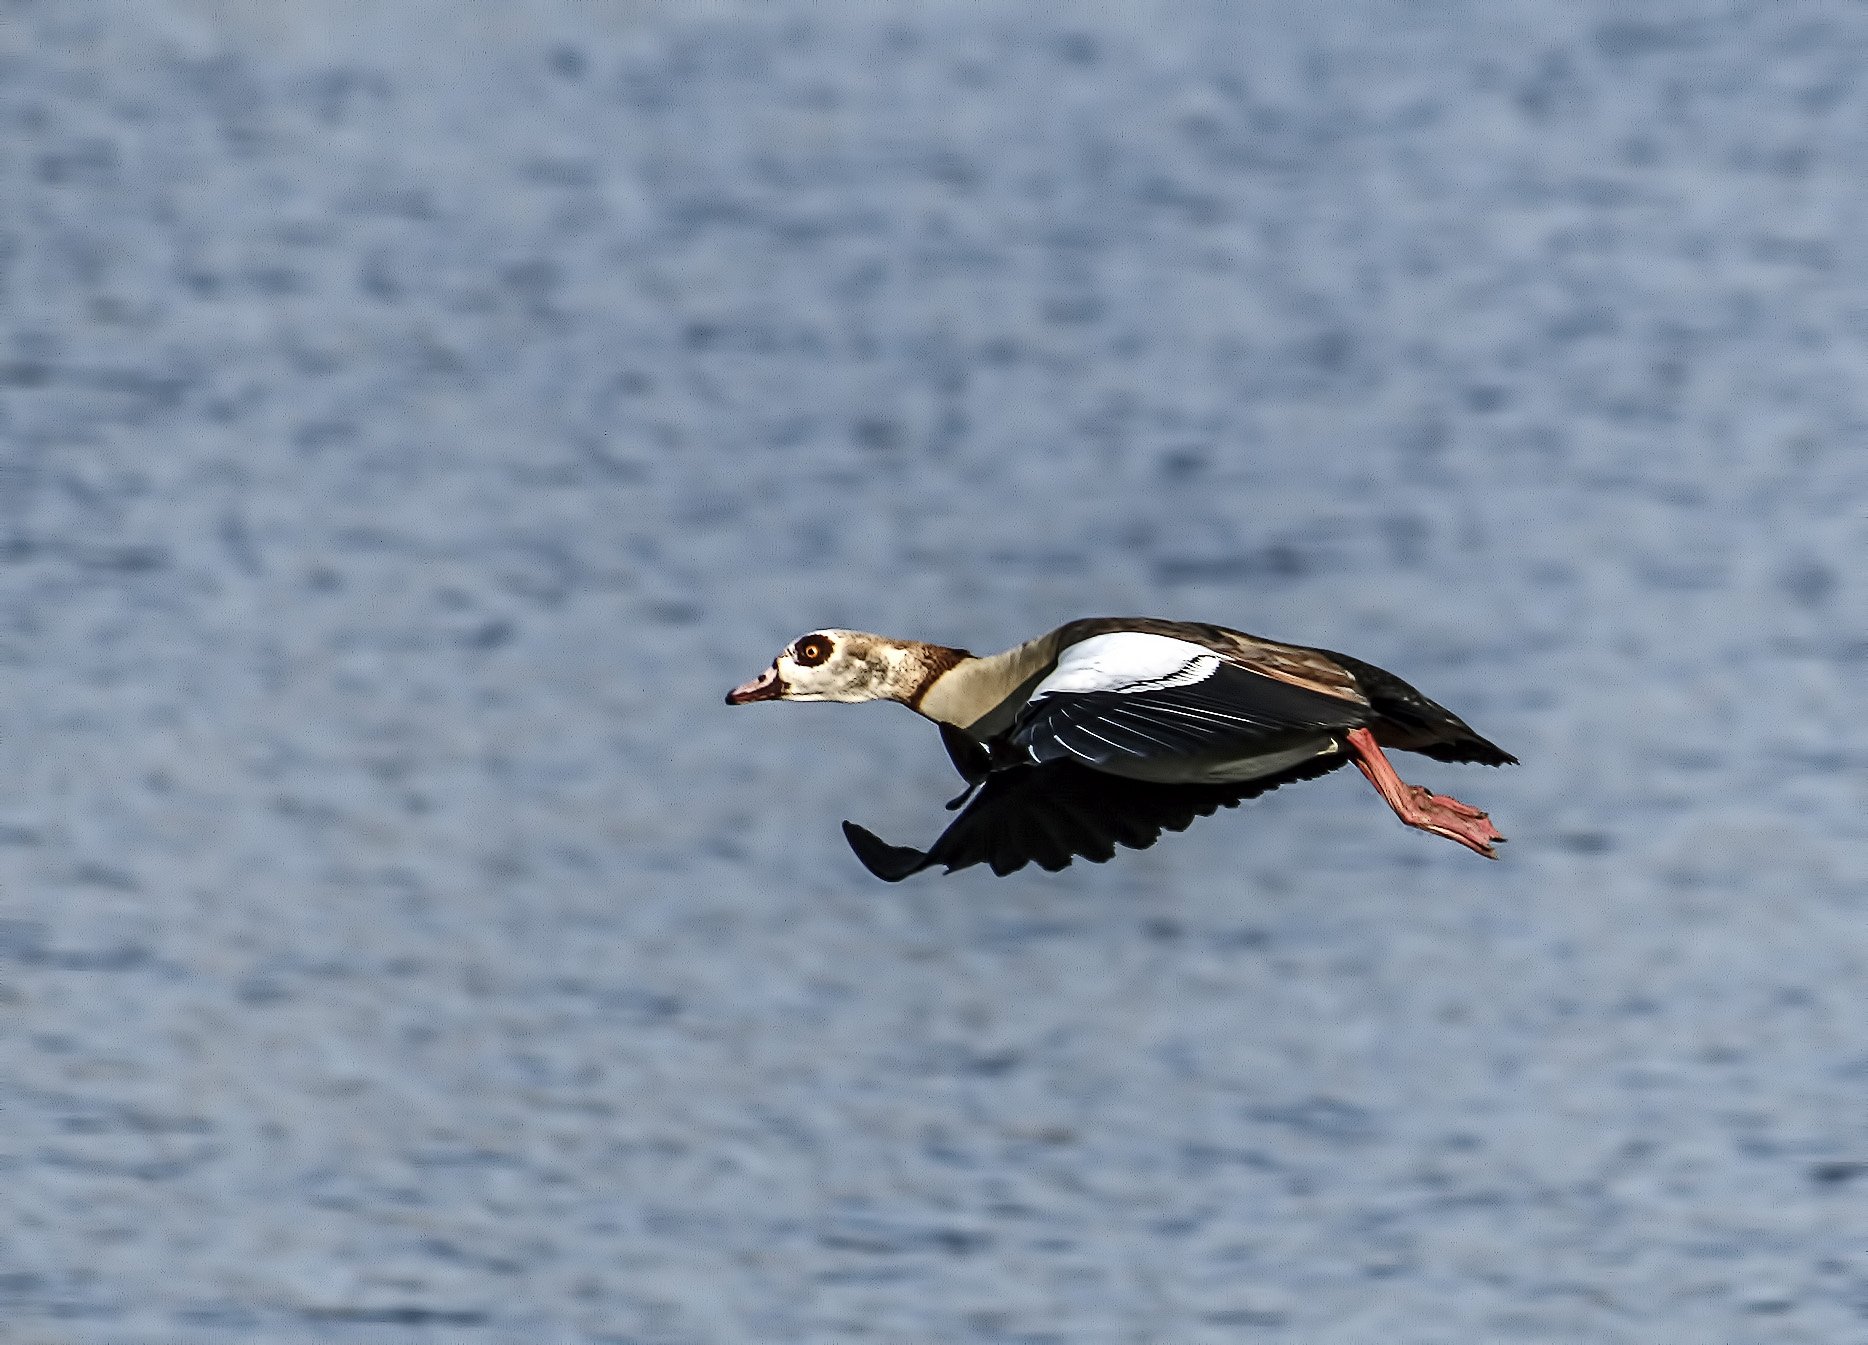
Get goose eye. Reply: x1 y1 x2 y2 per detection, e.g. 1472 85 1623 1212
794 637 831 667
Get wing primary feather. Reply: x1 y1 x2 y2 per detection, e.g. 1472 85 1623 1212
842 821 933 882
1028 811 1079 871
1117 699 1283 731
1052 798 1119 864
852 740 1359 882
1067 720 1136 756
1091 707 1186 753
1053 721 1120 764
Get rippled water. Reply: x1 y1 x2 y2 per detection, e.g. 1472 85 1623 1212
2 2 1865 1341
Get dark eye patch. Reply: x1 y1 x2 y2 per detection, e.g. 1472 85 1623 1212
794 636 832 666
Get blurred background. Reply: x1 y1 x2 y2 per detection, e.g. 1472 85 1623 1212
2 1 1864 1341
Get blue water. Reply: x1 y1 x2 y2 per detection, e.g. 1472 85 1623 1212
2 2 1865 1341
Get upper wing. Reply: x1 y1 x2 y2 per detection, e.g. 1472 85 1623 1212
842 752 1349 881
1009 634 1369 774
1050 617 1369 702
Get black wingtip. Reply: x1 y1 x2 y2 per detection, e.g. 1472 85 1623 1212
1460 733 1518 768
841 821 932 882
1419 738 1519 767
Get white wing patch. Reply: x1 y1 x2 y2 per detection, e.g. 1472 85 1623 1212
1031 633 1225 699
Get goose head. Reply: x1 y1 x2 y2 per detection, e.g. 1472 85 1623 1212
726 630 968 707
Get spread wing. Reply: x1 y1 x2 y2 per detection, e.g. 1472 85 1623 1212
842 752 1349 881
1010 638 1369 774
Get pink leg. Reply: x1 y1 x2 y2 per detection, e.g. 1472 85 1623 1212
1344 728 1505 859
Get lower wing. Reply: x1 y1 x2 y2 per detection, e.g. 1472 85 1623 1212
843 751 1349 881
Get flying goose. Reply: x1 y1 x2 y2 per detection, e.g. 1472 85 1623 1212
726 618 1515 880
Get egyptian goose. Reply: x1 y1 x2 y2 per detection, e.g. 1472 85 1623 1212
726 618 1515 880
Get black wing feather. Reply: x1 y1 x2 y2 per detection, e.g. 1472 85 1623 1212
843 752 1349 882
842 821 936 882
1013 660 1369 771
938 722 993 782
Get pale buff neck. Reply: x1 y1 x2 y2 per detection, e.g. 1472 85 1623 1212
910 630 1067 736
